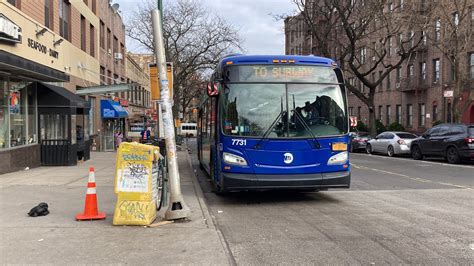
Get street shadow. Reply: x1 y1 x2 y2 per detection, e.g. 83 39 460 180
214 190 341 205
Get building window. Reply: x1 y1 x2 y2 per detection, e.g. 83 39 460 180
386 72 391 90
450 57 456 81
408 64 414 78
435 18 441 42
432 104 438 122
421 61 426 81
470 53 474 80
419 103 425 127
357 106 361 120
386 105 391 125
90 24 95 57
453 12 459 27
388 37 392 56
99 21 105 49
447 102 452 123
422 30 427 45
407 104 413 127
120 43 125 64
396 105 402 124
100 67 105 85
44 0 52 29
433 59 440 83
59 0 70 41
360 47 366 64
396 67 401 83
113 36 118 57
388 2 393 12
378 105 383 121
80 16 86 52
88 97 96 136
7 0 19 7
92 0 96 14
349 107 354 116
107 28 111 52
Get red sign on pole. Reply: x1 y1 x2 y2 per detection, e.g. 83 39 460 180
350 116 358 127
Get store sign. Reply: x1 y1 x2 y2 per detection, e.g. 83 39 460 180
0 14 22 43
103 108 115 118
120 99 129 107
443 90 454 98
27 38 59 59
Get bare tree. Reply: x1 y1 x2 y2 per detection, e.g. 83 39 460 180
428 0 473 123
126 0 242 117
289 0 434 136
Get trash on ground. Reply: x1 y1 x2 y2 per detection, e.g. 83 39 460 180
217 210 223 214
147 220 174 228
37 239 44 242
28 202 49 217
24 167 29 171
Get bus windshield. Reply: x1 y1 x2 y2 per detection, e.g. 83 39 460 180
221 82 348 138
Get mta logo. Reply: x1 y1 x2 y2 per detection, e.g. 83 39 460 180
283 153 293 164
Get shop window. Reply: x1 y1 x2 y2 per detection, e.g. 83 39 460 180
0 77 9 149
27 85 37 145
40 114 69 140
9 82 30 147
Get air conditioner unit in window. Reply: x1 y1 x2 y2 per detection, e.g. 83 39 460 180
114 52 123 60
108 48 112 54
395 82 400 88
372 56 376 61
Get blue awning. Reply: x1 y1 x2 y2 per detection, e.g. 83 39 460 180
100 99 128 119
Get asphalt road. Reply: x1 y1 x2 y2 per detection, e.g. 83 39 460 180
186 139 474 265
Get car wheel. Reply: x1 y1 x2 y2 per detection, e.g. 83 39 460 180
366 144 372 154
446 147 460 164
387 145 395 157
411 145 423 160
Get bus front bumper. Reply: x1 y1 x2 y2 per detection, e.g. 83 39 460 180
221 170 350 191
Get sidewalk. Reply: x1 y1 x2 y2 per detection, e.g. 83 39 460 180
0 148 230 264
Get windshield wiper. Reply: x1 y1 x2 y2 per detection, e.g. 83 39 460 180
293 110 321 149
253 110 285 150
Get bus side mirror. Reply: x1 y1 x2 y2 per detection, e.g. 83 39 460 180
207 82 219 97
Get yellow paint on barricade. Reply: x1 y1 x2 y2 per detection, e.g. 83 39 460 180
113 142 160 225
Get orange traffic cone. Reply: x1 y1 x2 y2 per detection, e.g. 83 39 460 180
76 167 106 221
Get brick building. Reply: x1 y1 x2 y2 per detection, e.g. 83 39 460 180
285 1 474 133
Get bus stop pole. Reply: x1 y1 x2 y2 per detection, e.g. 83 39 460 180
152 9 190 220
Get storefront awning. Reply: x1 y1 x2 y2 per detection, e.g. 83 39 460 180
100 99 128 119
37 82 90 109
0 51 69 82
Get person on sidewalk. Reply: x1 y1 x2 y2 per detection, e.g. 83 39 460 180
115 131 123 149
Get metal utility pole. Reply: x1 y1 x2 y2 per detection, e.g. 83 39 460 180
152 10 190 220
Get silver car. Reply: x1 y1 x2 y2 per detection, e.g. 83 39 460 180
366 131 418 157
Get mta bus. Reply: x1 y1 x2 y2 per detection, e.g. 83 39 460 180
197 54 350 193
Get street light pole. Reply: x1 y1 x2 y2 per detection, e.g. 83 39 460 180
152 9 190 220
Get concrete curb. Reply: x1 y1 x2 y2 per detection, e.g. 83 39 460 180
183 146 216 230
183 143 237 266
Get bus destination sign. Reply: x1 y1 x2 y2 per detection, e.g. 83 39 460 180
225 65 338 83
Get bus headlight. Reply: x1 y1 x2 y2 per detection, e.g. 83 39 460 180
327 151 348 165
223 152 248 166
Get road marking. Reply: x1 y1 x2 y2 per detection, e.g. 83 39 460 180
352 153 474 169
350 163 473 189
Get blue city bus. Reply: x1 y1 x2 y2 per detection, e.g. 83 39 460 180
197 54 350 193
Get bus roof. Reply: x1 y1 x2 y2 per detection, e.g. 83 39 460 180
220 54 336 68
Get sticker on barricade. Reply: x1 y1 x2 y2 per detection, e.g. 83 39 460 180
113 142 160 226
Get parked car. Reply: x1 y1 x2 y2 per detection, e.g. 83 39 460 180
410 123 474 164
366 131 418 157
349 131 371 152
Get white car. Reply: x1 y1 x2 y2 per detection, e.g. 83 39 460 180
366 131 418 157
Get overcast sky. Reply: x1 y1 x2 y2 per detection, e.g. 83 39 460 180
115 0 295 55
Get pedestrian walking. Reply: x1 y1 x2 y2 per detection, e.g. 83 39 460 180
115 131 123 149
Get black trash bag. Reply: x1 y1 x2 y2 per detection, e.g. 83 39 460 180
28 202 49 217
